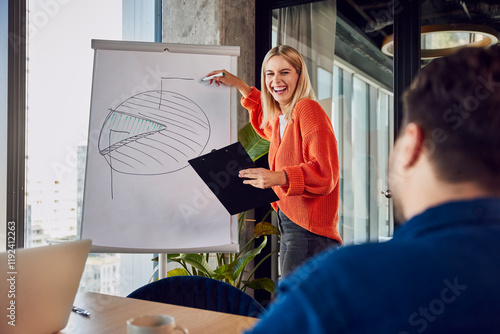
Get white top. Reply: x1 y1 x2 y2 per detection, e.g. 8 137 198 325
279 114 287 139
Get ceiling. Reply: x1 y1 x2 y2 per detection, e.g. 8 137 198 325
337 0 500 50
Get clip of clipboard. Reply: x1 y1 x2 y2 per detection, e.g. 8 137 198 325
188 142 279 215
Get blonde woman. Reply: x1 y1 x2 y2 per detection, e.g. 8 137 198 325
207 45 341 276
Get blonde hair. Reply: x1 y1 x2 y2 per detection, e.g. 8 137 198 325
260 45 315 128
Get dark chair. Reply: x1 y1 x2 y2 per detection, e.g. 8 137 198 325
127 276 265 318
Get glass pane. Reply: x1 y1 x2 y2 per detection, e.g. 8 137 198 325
26 0 122 246
340 70 354 244
261 1 394 248
268 0 394 247
332 65 343 235
317 67 332 101
351 77 369 243
422 31 477 50
272 9 278 47
376 92 391 239
333 67 393 245
332 66 341 137
26 0 156 296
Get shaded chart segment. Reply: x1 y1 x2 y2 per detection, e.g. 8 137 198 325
98 90 210 176
99 113 165 155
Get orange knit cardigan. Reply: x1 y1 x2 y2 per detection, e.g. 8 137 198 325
241 88 342 243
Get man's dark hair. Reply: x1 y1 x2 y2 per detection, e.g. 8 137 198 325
403 45 500 191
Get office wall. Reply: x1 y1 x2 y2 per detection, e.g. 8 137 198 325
162 0 255 130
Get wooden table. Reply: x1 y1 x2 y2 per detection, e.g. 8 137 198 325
59 292 258 334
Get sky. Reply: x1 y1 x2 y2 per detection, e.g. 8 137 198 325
27 0 122 185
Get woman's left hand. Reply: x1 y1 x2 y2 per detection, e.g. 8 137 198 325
239 168 288 189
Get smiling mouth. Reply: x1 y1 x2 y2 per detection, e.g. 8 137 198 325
273 87 287 94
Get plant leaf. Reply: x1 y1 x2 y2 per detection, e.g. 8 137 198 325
243 277 275 293
167 268 191 277
231 236 268 279
149 264 160 283
213 265 236 285
214 264 230 275
238 123 270 161
254 221 280 238
166 253 182 264
167 254 180 259
180 253 215 278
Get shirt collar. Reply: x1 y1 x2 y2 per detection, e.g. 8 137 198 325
393 198 500 241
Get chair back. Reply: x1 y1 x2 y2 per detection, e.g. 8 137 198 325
127 276 265 318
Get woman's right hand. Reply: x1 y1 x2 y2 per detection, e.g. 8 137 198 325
204 70 253 97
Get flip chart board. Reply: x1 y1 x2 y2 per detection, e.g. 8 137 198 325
81 39 240 253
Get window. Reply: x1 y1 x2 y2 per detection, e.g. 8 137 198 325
25 0 159 296
271 1 394 245
317 67 333 101
333 61 394 244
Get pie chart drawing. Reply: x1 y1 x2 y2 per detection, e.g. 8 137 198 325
98 90 210 176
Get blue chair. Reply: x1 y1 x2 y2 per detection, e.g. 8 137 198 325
127 276 265 318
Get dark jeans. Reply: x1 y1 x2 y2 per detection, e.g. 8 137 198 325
277 208 340 277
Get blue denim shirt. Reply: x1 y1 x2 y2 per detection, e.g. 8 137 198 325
246 198 500 334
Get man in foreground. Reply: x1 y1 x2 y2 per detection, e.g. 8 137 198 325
245 45 500 333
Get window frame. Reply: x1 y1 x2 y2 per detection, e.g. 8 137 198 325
5 0 163 250
6 0 27 250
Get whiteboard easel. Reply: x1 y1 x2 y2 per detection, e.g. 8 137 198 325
81 40 240 254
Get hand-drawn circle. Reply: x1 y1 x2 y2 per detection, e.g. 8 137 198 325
98 90 210 175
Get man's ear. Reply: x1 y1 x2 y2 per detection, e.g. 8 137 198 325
400 123 425 169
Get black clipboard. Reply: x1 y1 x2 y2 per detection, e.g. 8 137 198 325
188 142 279 215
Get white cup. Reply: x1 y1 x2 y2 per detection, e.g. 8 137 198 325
127 314 189 334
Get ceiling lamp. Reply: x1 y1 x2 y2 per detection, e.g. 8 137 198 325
381 24 499 59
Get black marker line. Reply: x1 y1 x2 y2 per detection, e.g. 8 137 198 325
129 142 169 165
161 133 197 152
135 141 177 164
142 92 208 121
130 97 209 129
163 130 203 147
107 154 136 169
143 136 189 158
161 77 194 81
113 149 147 166
141 113 194 130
